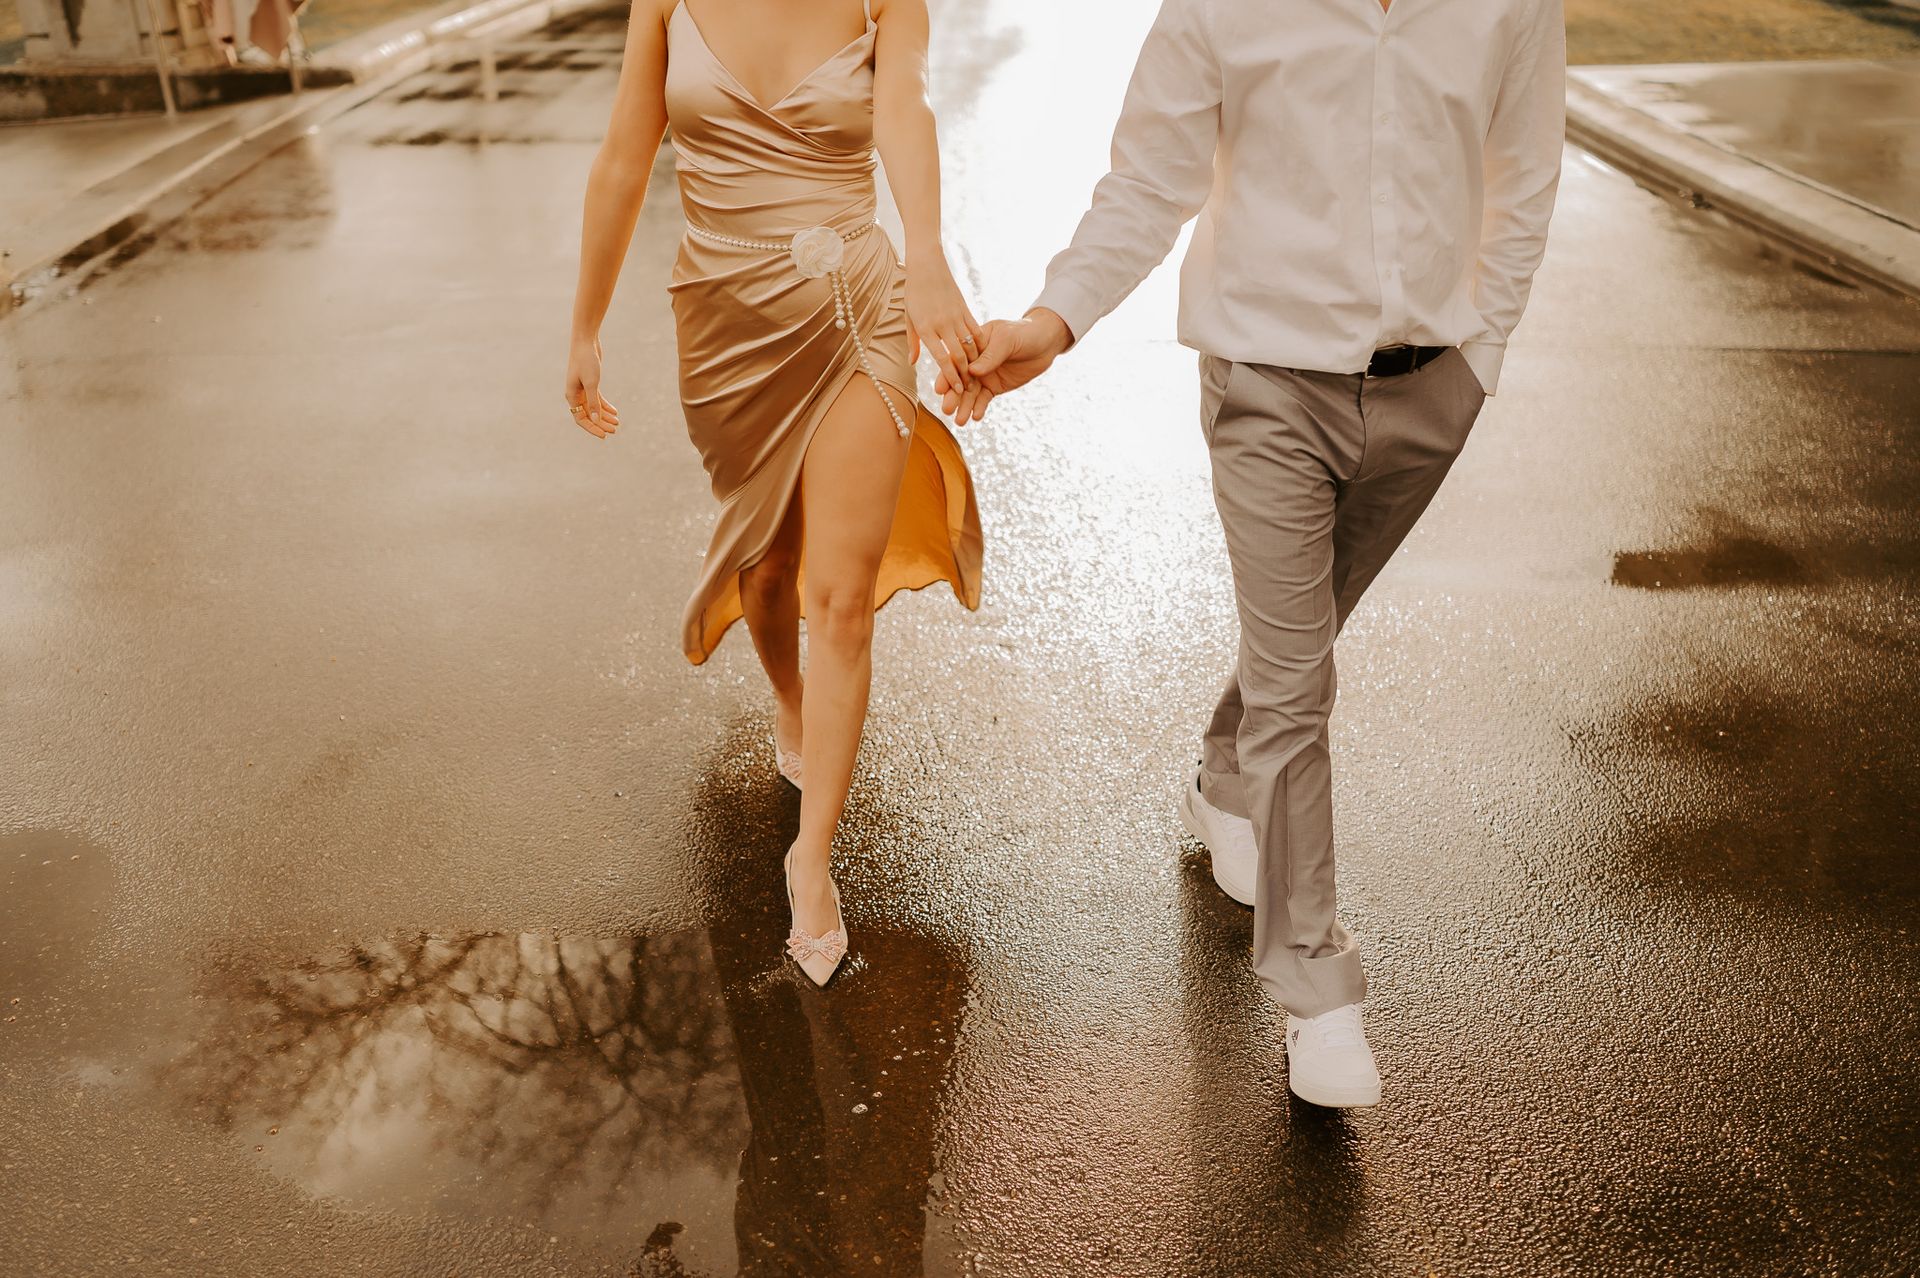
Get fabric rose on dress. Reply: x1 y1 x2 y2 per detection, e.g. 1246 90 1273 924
789 226 847 279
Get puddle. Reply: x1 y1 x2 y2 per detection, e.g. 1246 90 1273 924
0 829 117 1004
135 924 969 1274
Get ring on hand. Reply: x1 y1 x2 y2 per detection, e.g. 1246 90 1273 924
569 404 587 414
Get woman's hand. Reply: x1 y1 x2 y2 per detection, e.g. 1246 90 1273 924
563 334 621 439
905 255 986 421
934 308 1073 423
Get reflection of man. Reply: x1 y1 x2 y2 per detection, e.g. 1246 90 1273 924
945 0 1564 1107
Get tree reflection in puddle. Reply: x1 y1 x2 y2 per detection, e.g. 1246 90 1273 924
163 920 967 1275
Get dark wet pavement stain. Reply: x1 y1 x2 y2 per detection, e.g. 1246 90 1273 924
391 84 527 103
1572 679 1920 899
1612 535 1805 589
376 130 559 147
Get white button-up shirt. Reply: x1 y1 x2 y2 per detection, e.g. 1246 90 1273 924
1031 0 1566 394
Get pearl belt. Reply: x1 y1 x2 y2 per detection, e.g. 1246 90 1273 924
686 220 910 439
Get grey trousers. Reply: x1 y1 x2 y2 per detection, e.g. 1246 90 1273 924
1196 348 1487 1019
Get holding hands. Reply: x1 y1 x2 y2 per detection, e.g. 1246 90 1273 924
905 256 989 421
933 307 1073 425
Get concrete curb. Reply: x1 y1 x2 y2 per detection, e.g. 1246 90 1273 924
0 62 356 124
320 0 599 82
1565 75 1920 303
2 0 599 314
5 76 388 311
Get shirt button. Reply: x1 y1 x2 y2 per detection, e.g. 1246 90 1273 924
1376 193 1388 204
1378 112 1392 123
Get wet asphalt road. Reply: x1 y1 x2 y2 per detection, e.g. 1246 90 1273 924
3 3 1920 1275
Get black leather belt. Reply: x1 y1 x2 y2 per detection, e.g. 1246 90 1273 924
1364 344 1450 378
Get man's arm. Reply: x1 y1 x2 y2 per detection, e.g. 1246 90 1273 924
1029 0 1223 344
936 0 1221 418
1459 0 1566 396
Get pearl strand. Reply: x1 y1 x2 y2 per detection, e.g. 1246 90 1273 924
829 259 909 438
685 221 910 439
687 222 874 253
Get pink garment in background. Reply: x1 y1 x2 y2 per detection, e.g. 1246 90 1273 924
200 0 308 61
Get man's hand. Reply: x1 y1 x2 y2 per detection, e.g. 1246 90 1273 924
935 308 1074 423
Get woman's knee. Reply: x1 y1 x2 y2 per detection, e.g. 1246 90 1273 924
806 576 876 650
741 547 799 602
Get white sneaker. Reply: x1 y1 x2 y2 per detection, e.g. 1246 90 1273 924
1176 765 1256 906
1285 1003 1381 1108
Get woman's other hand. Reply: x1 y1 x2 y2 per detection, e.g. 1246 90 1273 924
563 335 621 439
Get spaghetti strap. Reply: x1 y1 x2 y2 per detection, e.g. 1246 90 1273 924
862 0 873 26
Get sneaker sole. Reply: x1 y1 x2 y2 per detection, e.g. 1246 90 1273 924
1177 780 1256 908
1288 1077 1382 1109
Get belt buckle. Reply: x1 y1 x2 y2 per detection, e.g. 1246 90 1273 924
1365 345 1414 379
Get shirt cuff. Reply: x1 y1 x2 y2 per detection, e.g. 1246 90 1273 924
1030 275 1106 349
1459 339 1506 396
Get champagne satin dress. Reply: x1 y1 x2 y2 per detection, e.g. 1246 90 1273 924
663 0 984 665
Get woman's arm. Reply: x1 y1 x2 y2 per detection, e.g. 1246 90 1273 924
564 0 673 438
870 0 984 416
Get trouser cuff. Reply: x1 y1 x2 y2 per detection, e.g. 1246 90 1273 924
1256 942 1366 1020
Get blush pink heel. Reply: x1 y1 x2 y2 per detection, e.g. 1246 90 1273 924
783 849 847 987
775 736 804 790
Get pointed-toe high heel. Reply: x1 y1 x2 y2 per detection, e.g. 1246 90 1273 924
783 849 847 988
775 736 804 790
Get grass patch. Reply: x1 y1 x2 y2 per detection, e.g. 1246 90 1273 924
1568 0 1920 63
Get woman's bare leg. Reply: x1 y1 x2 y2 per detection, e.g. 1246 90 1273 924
789 374 911 935
739 498 806 759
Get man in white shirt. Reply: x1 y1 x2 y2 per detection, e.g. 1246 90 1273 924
940 0 1565 1107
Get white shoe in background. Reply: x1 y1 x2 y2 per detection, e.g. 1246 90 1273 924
1176 765 1256 906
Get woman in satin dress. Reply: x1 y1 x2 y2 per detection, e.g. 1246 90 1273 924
564 0 985 986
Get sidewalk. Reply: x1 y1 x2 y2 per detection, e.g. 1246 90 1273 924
0 0 596 309
1567 59 1920 300
0 84 385 306
0 98 260 238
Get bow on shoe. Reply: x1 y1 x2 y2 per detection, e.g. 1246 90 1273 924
786 927 848 966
